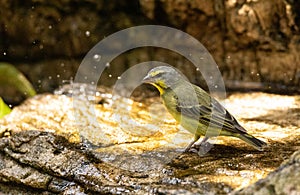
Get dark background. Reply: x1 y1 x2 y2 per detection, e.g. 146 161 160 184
0 0 299 103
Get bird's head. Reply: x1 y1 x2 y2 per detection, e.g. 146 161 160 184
142 66 183 94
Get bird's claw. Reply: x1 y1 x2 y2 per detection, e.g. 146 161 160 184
197 142 213 156
184 141 213 156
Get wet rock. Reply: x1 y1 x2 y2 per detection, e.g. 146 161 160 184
0 183 55 195
0 92 299 193
0 130 234 194
233 150 300 195
0 130 132 194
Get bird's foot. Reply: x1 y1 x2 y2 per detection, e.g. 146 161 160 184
184 142 212 155
184 139 197 152
184 145 194 153
197 142 213 156
184 137 213 155
187 147 198 153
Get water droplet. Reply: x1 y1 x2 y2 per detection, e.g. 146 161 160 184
3 52 6 56
57 74 60 78
93 54 101 62
84 76 88 80
48 25 52 29
48 76 52 80
256 73 260 76
214 85 218 89
200 57 204 60
61 63 65 67
93 66 97 69
196 68 200 71
227 55 231 59
117 76 121 80
105 62 110 67
39 44 44 49
109 74 112 78
37 80 41 83
85 31 90 37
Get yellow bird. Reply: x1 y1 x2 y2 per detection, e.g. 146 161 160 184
142 66 267 153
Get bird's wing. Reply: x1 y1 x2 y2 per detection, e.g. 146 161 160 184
175 86 247 134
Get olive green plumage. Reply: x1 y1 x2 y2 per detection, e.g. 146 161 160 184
142 66 267 152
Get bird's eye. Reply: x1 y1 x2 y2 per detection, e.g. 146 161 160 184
152 72 164 78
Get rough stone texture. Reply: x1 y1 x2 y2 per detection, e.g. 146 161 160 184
139 0 300 89
0 91 299 194
233 150 300 195
0 130 131 194
0 0 299 103
0 130 234 194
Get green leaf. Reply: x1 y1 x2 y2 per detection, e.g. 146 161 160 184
0 97 11 119
0 62 36 97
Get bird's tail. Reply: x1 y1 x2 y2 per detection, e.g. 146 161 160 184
237 133 267 151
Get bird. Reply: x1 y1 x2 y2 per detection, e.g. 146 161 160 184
142 66 267 153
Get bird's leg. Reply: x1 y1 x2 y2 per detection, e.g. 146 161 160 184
184 135 200 152
197 136 213 156
198 136 209 145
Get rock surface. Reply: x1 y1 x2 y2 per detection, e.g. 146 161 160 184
0 91 299 194
233 150 300 195
139 0 300 89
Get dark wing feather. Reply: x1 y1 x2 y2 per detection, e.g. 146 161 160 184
175 86 247 134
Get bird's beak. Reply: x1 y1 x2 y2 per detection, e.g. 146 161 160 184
142 74 152 84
